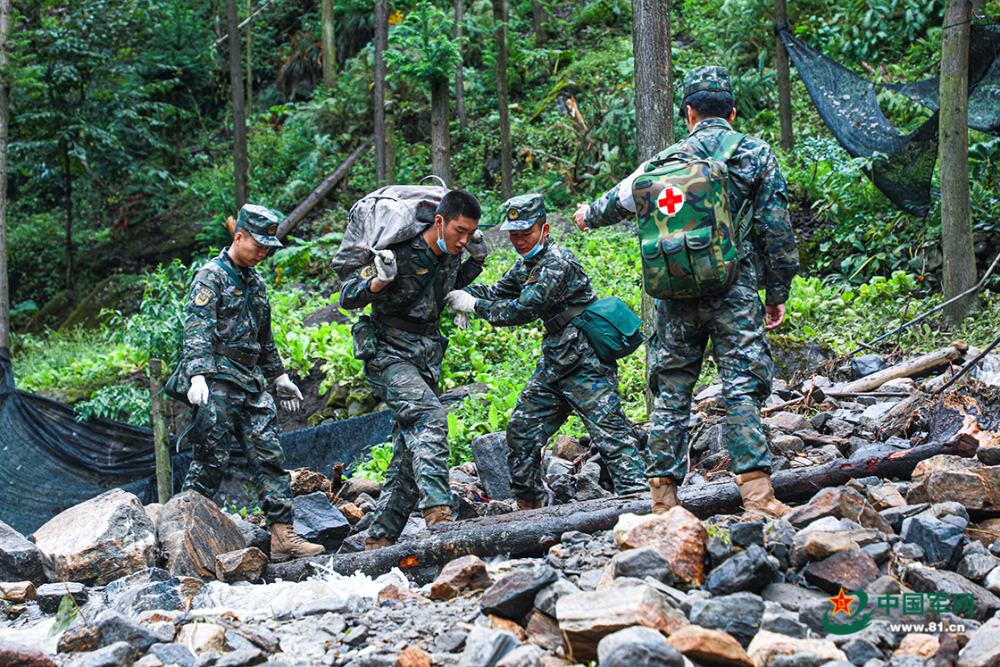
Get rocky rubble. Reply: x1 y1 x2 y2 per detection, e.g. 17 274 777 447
5 361 1000 665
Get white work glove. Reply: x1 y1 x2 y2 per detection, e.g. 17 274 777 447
187 375 210 406
374 249 397 282
445 290 478 315
275 373 304 412
465 230 489 260
454 312 471 330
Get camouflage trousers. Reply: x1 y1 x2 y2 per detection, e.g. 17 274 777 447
181 378 293 525
646 269 774 481
507 347 647 501
364 357 451 541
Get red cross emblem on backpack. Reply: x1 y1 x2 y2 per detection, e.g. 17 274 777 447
657 186 685 216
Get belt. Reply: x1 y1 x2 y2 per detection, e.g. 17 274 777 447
215 342 259 368
543 297 598 334
375 312 440 336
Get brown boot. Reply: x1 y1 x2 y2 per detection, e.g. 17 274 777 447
270 523 325 562
516 497 543 511
423 505 453 526
735 470 791 519
649 477 679 515
364 536 396 551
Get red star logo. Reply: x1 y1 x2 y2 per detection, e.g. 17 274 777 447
657 186 685 216
827 588 856 617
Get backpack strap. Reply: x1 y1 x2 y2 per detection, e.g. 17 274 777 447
209 257 253 347
712 133 755 254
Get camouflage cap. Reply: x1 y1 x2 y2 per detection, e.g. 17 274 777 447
500 194 546 231
682 66 732 98
237 204 283 247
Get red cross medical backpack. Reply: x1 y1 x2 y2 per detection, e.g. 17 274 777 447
630 131 750 299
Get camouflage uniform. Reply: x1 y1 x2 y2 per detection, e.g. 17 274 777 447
339 234 483 540
583 67 799 483
464 195 647 501
181 219 294 524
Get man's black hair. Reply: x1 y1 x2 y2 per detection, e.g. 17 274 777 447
436 189 482 222
679 90 735 121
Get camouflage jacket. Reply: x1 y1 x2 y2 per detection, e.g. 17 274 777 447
584 118 799 305
339 233 484 374
465 240 600 378
183 249 285 393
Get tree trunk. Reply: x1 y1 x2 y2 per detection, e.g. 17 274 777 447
430 79 453 187
632 0 673 415
0 0 11 352
246 0 252 115
455 0 467 134
149 359 173 505
265 431 978 582
321 0 337 91
532 0 547 46
386 98 397 185
492 0 513 199
225 0 248 210
63 140 73 289
775 0 793 153
374 0 388 185
276 140 369 239
940 0 976 323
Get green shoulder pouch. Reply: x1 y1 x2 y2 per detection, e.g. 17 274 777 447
164 364 192 405
575 296 644 363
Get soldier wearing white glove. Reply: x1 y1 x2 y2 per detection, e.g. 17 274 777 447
374 249 397 282
187 374 210 405
464 230 489 260
274 373 304 412
445 290 478 314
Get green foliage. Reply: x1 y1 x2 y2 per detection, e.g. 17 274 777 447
46 595 78 639
12 330 138 398
573 0 632 29
75 383 152 427
351 442 393 481
386 2 463 86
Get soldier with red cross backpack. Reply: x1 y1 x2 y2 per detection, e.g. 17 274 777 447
572 65 800 519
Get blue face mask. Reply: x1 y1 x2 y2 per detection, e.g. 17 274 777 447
436 225 449 254
522 241 544 259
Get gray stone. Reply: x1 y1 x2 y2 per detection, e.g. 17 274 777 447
471 433 513 501
860 402 899 423
534 578 581 618
575 461 612 501
232 517 270 556
852 355 889 379
434 630 468 653
457 626 519 667
225 631 259 652
906 565 1000 621
760 583 828 612
956 616 1000 667
689 592 764 648
900 515 969 570
292 492 349 552
601 633 685 667
343 625 368 646
215 649 266 667
609 546 675 585
150 643 196 667
862 542 891 567
36 581 87 614
64 641 135 667
0 520 44 583
576 568 604 591
295 596 350 618
104 567 202 615
495 644 545 667
958 554 1000 583
828 419 856 437
96 609 173 653
886 657 925 667
706 536 732 570
768 651 829 667
802 548 880 594
545 457 575 504
762 603 810 638
705 544 779 596
843 639 883 667
767 412 812 433
982 565 1000 595
730 522 765 549
893 542 925 559
481 565 558 620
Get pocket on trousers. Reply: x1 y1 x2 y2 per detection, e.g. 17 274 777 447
352 315 378 361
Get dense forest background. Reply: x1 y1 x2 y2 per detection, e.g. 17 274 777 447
4 0 1000 473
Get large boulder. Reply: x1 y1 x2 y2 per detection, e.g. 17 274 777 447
614 508 708 590
0 520 44 583
907 457 1000 513
292 492 350 552
471 433 513 501
32 489 156 585
156 492 245 579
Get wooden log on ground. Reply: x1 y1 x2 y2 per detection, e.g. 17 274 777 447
837 342 968 394
265 433 977 582
276 141 369 240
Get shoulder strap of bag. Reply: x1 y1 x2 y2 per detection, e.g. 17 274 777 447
210 257 253 346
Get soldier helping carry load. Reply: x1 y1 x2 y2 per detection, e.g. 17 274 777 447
339 190 488 551
445 194 647 510
181 204 324 562
573 66 800 518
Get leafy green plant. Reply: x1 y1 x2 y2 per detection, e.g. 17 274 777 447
75 383 152 427
351 442 393 481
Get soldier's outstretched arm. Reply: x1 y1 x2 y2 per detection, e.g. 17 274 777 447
475 262 563 327
464 264 522 301
577 160 650 231
751 152 800 307
182 270 222 379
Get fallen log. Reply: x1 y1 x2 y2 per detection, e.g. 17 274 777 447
836 342 968 394
265 433 978 582
276 140 369 240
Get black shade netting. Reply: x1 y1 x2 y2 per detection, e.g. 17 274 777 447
778 24 1000 217
0 352 391 536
